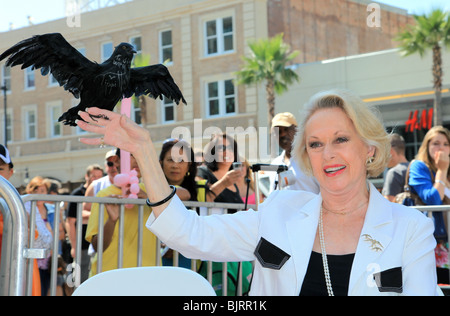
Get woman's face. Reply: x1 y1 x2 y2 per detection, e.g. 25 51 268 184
0 163 13 180
428 133 450 163
161 148 190 186
33 184 48 206
88 169 104 183
305 107 374 196
216 138 234 165
34 184 48 195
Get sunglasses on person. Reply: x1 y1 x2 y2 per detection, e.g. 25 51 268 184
216 145 234 152
107 161 117 168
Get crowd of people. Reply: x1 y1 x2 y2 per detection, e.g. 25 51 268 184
0 89 449 296
382 127 450 285
0 125 277 295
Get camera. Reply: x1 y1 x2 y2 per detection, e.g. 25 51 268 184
232 162 243 171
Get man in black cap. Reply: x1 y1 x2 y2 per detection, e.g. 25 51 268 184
0 144 14 269
0 144 14 181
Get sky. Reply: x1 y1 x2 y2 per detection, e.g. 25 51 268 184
0 0 450 33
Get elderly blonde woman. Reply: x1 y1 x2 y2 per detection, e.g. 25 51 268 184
77 89 438 296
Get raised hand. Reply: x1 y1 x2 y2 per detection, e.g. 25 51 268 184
77 107 173 218
77 107 151 155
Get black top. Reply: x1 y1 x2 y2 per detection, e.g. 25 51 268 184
67 184 90 249
300 251 355 296
197 166 243 213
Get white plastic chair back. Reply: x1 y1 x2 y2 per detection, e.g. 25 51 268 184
72 266 216 296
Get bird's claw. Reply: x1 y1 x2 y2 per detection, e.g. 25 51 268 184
89 114 110 122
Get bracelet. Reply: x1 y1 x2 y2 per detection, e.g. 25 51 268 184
146 185 177 207
435 180 447 187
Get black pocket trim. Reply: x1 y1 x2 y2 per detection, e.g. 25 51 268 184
254 237 291 270
373 267 403 294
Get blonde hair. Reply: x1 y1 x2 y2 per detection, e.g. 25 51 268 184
25 176 50 194
416 125 450 175
292 89 390 178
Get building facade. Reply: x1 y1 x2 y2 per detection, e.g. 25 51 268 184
0 0 413 188
277 47 450 169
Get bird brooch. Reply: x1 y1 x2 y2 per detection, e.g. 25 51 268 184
361 234 384 252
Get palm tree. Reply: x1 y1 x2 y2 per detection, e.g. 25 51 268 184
396 9 450 126
235 33 300 126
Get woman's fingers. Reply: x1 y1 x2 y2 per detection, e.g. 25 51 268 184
78 136 102 146
77 107 150 155
86 107 119 122
76 118 105 134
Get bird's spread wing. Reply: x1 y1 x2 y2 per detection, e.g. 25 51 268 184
0 33 97 99
125 64 187 105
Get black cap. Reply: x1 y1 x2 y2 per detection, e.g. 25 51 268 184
0 144 13 169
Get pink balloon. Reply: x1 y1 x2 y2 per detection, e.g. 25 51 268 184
130 183 140 194
114 174 129 187
129 176 139 184
129 169 138 177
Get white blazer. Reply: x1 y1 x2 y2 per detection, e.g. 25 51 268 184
147 183 438 296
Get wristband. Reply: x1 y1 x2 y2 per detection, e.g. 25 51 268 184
146 185 177 207
435 180 447 187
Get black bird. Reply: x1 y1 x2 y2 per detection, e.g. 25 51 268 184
0 33 187 126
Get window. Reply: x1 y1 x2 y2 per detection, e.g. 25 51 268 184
49 104 62 137
206 79 236 117
132 97 142 125
49 74 58 87
162 96 175 123
24 108 37 140
75 98 87 135
159 30 173 65
6 112 12 143
1 65 11 92
101 42 113 62
130 36 142 55
1 111 12 144
25 67 35 90
204 16 234 56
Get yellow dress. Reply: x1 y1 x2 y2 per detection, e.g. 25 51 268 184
85 183 158 277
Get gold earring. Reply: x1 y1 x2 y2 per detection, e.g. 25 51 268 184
366 156 374 165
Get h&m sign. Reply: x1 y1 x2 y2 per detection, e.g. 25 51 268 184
405 108 433 133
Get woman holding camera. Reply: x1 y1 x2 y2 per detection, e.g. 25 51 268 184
196 133 244 209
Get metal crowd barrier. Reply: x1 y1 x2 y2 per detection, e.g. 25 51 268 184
0 183 255 296
1 173 449 296
0 177 28 296
413 204 450 294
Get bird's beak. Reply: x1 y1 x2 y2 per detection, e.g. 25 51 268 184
132 49 137 54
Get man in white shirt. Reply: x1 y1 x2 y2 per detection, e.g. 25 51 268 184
269 112 319 194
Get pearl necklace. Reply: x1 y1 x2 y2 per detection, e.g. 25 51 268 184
319 207 334 296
